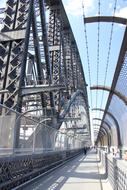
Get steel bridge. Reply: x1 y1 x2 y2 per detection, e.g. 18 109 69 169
0 0 127 190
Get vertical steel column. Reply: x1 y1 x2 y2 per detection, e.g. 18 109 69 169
63 29 74 95
14 0 34 148
48 4 62 110
31 4 46 107
38 0 55 110
71 45 79 91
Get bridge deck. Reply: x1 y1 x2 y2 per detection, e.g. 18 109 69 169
22 150 112 190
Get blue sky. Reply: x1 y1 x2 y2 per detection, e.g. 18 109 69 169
1 0 127 141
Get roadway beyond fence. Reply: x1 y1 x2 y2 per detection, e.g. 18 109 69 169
15 149 112 190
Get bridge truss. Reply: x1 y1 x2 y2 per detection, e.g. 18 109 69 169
0 0 91 150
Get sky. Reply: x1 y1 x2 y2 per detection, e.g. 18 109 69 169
0 0 127 142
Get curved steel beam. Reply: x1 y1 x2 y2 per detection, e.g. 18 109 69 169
17 89 89 128
93 118 112 144
94 125 106 134
95 130 105 136
93 124 111 147
93 123 110 132
92 108 122 146
58 90 90 132
93 118 111 130
60 90 88 120
84 16 127 25
90 85 127 105
94 129 106 137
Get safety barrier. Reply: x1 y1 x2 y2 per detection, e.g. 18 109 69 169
99 149 127 190
0 148 83 190
0 104 84 155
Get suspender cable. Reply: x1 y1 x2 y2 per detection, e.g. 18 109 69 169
100 0 118 110
82 2 93 109
96 0 101 126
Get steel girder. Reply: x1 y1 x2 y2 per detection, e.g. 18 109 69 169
48 5 62 109
0 0 90 147
0 0 53 111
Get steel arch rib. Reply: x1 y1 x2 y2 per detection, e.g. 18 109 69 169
59 90 88 120
58 90 89 129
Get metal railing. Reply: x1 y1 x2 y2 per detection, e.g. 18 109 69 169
99 148 127 190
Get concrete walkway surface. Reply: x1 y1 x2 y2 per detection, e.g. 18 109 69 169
23 150 113 190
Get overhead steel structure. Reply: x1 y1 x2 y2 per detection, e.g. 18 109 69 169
0 0 91 188
0 0 91 148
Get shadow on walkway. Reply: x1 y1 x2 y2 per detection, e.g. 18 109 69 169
24 150 108 190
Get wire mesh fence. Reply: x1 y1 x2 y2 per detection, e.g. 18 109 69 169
0 104 84 156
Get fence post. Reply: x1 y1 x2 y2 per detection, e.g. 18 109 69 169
104 152 108 178
113 158 118 190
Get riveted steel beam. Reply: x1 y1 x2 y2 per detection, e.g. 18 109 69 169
21 84 66 96
65 127 87 130
0 29 26 42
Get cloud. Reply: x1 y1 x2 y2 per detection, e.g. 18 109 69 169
63 0 95 16
115 6 127 19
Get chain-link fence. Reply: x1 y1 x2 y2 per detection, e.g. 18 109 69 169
0 104 84 156
102 39 127 151
99 149 127 190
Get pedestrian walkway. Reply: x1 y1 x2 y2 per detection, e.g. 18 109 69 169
23 150 113 190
